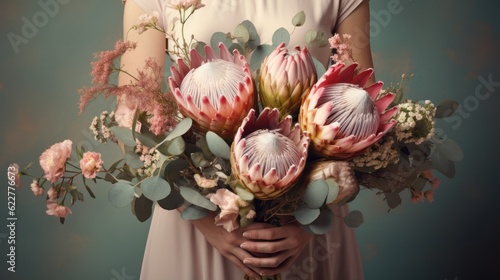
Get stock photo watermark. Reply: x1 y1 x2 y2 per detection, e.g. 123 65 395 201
5 164 18 273
442 74 499 131
7 0 72 54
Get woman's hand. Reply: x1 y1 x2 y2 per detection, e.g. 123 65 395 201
189 211 265 279
239 221 313 276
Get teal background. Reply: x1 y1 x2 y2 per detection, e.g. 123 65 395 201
0 0 498 279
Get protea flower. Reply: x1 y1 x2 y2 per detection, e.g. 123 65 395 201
299 63 397 158
168 43 255 140
258 42 317 119
304 160 359 204
231 108 310 200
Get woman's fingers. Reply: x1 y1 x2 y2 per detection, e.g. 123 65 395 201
243 225 288 241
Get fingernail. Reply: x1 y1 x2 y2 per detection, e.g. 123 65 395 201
242 232 249 238
240 243 247 249
243 258 250 265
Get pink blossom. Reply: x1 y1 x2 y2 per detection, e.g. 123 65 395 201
39 140 72 183
46 202 72 218
208 189 247 232
328 33 354 64
411 191 424 204
421 169 433 180
79 152 104 179
194 174 218 189
30 180 44 196
424 190 435 203
169 0 205 10
430 178 441 189
47 187 58 202
78 40 137 113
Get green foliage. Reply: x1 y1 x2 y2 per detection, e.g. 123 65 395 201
141 176 171 201
108 181 135 208
181 205 209 220
206 131 231 160
292 11 306 27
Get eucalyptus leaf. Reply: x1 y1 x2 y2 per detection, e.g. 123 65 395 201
164 137 186 156
293 204 320 225
435 100 459 118
134 131 162 148
272 27 290 47
250 44 274 72
165 118 193 142
325 179 339 204
125 150 144 169
108 182 135 208
312 57 326 77
385 192 402 209
239 20 260 50
234 23 250 43
132 195 153 222
163 159 190 183
107 159 124 173
141 176 171 201
305 207 334 234
181 204 209 220
303 180 329 208
229 43 244 55
235 186 255 202
157 189 185 210
206 131 230 159
110 127 136 147
192 41 207 57
305 30 329 48
180 186 217 211
432 138 463 162
292 11 306 27
210 32 233 54
343 210 364 228
412 177 428 192
430 149 456 178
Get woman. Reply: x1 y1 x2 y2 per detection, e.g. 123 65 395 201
117 0 373 279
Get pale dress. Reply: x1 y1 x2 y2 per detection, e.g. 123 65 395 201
131 0 365 279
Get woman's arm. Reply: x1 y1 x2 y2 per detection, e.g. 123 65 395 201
119 2 261 278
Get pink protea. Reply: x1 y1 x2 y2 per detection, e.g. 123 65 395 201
39 140 73 183
168 43 255 140
299 63 397 158
258 42 317 119
231 108 310 200
79 152 104 179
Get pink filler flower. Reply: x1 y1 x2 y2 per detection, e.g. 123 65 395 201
80 151 104 179
39 140 73 183
208 189 248 232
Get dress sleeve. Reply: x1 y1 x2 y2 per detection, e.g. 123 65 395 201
336 0 365 25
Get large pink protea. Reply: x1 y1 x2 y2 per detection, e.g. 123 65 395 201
299 63 397 158
168 43 255 140
231 108 310 200
258 42 317 119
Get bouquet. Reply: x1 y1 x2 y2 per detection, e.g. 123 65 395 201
13 1 462 278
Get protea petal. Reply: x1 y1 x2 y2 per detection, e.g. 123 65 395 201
231 108 310 200
299 63 396 158
169 43 255 140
